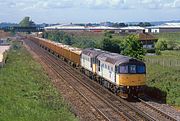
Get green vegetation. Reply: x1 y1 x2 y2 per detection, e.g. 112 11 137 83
147 33 180 106
146 51 180 107
137 22 152 27
19 17 36 27
120 35 146 60
154 32 180 51
101 37 120 53
43 31 145 60
43 31 180 106
43 31 103 48
0 41 77 121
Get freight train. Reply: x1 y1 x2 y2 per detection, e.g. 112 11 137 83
27 36 146 98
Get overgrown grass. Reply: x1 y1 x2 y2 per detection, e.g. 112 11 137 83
0 42 78 121
145 51 180 107
154 32 180 44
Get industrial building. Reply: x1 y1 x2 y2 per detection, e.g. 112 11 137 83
145 23 180 33
116 26 145 33
44 24 120 32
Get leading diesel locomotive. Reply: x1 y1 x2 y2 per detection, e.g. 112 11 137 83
28 36 146 98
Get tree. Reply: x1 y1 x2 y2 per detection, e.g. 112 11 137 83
155 38 168 50
112 22 128 27
101 37 120 53
104 31 113 38
63 34 73 45
137 22 152 27
120 35 146 60
19 17 35 27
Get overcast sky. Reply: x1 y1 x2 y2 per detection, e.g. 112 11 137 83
0 0 180 23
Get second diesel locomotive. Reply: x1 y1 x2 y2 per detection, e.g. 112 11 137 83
28 36 146 98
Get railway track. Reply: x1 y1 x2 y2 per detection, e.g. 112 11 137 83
25 40 131 121
132 97 178 121
24 39 176 121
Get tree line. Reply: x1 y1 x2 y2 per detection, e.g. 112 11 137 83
43 31 146 60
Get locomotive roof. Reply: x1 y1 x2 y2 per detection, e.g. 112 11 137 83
97 52 144 65
82 48 104 57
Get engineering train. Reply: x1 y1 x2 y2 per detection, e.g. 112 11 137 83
27 36 146 98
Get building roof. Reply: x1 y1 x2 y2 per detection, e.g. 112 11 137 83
45 24 85 30
0 45 10 62
120 26 145 30
45 24 120 30
147 23 180 29
88 26 118 30
138 33 158 41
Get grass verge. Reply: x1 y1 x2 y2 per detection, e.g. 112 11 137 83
145 51 180 107
0 41 78 121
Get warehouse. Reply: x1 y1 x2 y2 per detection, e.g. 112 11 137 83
44 24 120 32
116 26 145 34
145 23 180 33
0 45 10 67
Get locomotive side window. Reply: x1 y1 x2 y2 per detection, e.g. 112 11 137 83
90 58 93 67
101 63 104 67
111 67 113 72
98 60 100 71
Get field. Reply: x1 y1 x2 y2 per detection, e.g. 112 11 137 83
154 32 180 44
0 41 77 121
145 51 180 107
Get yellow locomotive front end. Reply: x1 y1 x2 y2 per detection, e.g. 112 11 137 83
116 63 146 98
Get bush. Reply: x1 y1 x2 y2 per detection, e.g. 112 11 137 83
120 35 146 60
155 38 167 51
155 49 161 55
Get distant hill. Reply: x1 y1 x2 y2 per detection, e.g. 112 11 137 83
0 22 18 28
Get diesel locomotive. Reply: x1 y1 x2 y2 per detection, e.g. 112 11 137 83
27 36 146 98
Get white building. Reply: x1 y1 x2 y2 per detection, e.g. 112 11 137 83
145 23 180 33
44 24 120 32
116 26 145 33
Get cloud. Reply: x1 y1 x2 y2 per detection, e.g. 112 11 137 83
0 0 180 10
0 0 128 10
83 0 126 8
173 0 180 8
139 0 180 9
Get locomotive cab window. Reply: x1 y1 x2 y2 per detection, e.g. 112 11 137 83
137 65 146 73
119 65 128 74
129 65 136 73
